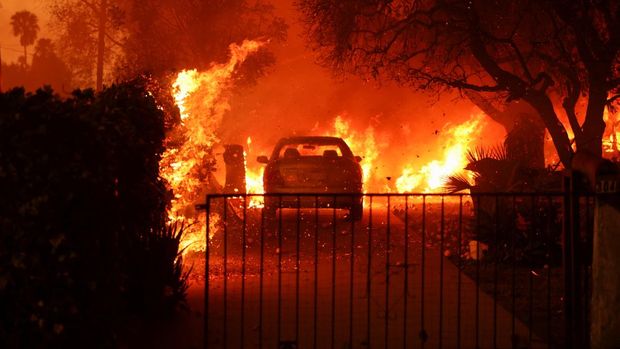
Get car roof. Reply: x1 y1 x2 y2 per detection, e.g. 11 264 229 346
277 136 345 144
272 136 354 157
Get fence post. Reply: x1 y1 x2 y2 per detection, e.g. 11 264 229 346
572 152 620 349
591 177 620 348
563 172 583 349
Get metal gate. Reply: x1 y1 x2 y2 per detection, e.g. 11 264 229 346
201 192 592 349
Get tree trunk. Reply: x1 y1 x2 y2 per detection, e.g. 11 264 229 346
23 45 28 67
466 91 546 169
464 90 512 128
0 45 3 91
578 82 607 157
96 0 107 92
524 92 574 168
504 116 546 169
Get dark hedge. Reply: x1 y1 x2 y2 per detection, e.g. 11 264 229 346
0 80 184 348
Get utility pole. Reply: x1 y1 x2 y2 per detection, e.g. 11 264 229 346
0 44 3 92
96 0 107 92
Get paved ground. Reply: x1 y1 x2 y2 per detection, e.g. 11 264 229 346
135 203 546 349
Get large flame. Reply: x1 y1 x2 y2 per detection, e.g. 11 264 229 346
323 113 484 194
160 40 263 252
396 113 485 193
331 115 379 192
245 137 265 208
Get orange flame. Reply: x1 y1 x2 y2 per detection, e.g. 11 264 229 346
160 40 263 253
396 113 485 193
603 108 620 156
245 137 265 208
331 115 379 192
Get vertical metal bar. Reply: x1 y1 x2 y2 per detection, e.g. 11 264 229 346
529 266 533 346
350 195 355 348
493 195 499 349
584 195 592 349
314 195 319 349
224 198 228 349
562 176 573 349
403 195 409 349
385 195 391 349
439 196 445 349
296 195 301 345
259 196 265 349
367 196 373 347
457 195 463 349
475 195 480 349
421 195 427 348
529 195 535 346
204 196 211 349
277 196 283 347
241 196 247 349
511 195 517 349
570 180 583 349
546 195 552 349
331 195 337 349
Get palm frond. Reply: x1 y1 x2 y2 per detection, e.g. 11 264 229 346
466 144 507 163
445 173 473 193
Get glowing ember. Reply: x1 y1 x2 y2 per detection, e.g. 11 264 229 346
160 40 263 252
396 113 485 193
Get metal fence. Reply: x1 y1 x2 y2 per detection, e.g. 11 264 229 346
200 191 593 349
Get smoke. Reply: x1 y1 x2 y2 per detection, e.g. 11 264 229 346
0 1 51 64
219 0 505 186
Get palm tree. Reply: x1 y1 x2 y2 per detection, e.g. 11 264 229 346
10 11 40 67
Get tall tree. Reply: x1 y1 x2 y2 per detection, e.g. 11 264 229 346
298 0 620 168
49 0 125 89
10 11 40 67
50 0 287 89
1 38 73 92
30 38 73 90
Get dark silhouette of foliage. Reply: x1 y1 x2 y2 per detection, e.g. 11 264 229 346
118 0 287 85
446 145 562 265
464 91 546 169
10 10 40 67
0 79 184 348
49 0 287 88
1 38 73 92
298 0 620 167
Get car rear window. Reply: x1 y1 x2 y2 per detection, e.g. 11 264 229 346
278 143 344 158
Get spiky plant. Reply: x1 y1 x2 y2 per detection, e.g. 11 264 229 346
466 144 508 164
127 221 191 315
445 173 474 193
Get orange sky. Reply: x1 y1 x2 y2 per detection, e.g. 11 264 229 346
0 0 51 63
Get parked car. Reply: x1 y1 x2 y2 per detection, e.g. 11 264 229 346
257 136 363 220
